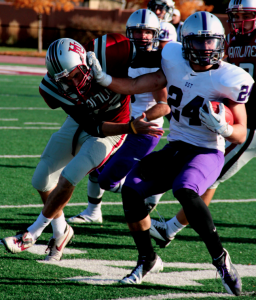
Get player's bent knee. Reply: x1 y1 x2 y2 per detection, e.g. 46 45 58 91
173 188 199 206
122 185 148 223
32 161 58 192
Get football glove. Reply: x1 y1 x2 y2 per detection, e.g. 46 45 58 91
87 52 112 87
199 101 233 138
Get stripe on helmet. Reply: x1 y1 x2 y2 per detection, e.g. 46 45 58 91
141 9 146 23
201 11 207 31
49 40 63 74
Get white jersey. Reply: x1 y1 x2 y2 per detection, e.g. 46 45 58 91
161 42 254 153
128 66 164 128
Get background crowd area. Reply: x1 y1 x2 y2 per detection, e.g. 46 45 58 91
0 0 228 54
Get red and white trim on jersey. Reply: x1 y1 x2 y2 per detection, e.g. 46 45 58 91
85 133 126 176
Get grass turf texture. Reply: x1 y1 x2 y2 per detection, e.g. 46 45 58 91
0 74 255 300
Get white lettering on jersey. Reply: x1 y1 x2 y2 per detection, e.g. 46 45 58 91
161 42 254 152
228 45 256 58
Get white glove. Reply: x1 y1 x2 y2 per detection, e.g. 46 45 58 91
199 101 233 138
86 51 112 87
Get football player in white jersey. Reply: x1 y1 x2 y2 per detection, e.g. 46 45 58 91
67 9 170 224
147 0 175 22
150 0 256 253
87 11 254 295
157 21 177 49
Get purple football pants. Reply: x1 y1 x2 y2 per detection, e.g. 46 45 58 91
124 141 225 198
98 132 161 190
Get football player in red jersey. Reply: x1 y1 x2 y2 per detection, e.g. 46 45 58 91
67 9 170 225
149 0 256 249
1 33 164 261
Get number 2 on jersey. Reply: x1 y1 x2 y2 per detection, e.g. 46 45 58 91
167 85 204 125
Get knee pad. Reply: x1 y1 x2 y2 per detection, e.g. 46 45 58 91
122 186 148 223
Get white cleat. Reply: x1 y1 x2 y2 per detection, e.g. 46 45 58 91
67 213 103 224
119 254 163 284
44 224 74 261
2 232 36 254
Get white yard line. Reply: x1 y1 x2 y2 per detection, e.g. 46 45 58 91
0 107 53 110
0 126 60 129
0 199 255 209
24 122 60 125
0 155 41 158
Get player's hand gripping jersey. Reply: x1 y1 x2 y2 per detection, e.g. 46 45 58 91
162 42 254 152
227 32 256 129
39 34 134 134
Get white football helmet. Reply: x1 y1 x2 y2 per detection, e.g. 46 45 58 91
158 21 177 41
126 9 160 50
46 38 93 99
226 0 256 35
181 11 225 66
147 0 175 22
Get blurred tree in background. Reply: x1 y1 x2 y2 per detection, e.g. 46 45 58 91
204 0 229 14
5 0 83 52
174 0 214 21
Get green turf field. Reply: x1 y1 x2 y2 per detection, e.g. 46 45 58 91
0 74 255 300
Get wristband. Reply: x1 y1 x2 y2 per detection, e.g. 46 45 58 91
221 124 233 138
128 117 137 134
97 73 112 87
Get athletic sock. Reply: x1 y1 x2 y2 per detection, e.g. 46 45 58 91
81 202 102 218
27 211 52 241
51 213 67 239
131 229 155 261
166 216 186 238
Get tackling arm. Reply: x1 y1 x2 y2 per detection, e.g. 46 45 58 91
101 113 164 138
87 51 167 95
108 69 167 95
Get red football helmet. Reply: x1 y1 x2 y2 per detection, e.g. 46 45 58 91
226 0 256 35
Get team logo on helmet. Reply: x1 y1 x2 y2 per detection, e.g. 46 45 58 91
69 42 85 55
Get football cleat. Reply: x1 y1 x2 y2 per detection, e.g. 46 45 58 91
150 218 174 248
67 211 103 224
145 202 157 214
2 232 36 254
119 254 163 284
213 248 242 296
44 224 74 261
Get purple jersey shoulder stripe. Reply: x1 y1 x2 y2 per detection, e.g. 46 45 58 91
141 9 146 23
201 11 207 30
